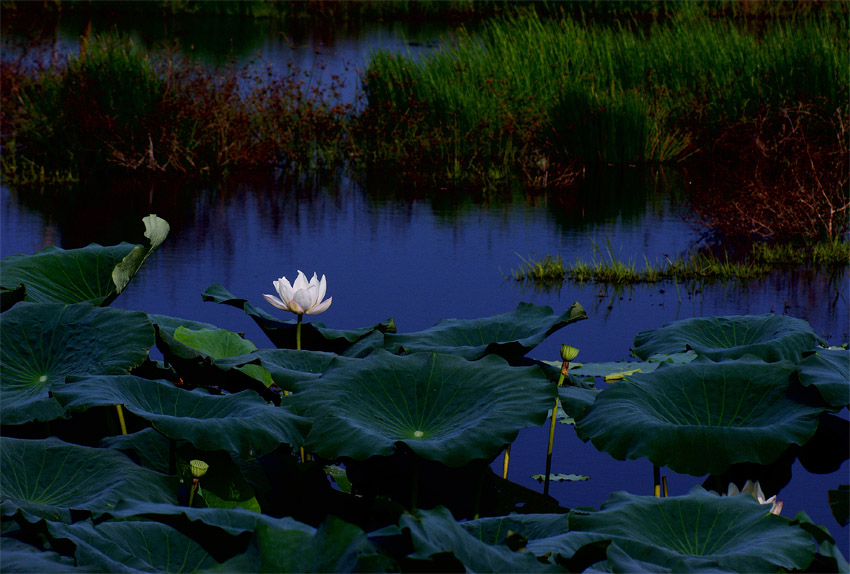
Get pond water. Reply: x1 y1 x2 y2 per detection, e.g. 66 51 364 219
2 9 848 557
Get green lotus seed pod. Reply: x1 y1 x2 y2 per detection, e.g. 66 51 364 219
190 459 209 478
560 344 580 362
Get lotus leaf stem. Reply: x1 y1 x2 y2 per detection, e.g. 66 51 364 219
502 445 511 479
662 475 669 497
654 465 661 497
115 404 128 435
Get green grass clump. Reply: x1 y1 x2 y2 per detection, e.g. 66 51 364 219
513 240 849 287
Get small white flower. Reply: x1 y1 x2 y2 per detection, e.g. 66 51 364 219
263 270 332 316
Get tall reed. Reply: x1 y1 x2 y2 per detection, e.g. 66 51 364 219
359 6 847 185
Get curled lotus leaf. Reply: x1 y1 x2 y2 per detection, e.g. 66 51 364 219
543 488 816 572
53 375 310 457
0 302 154 425
384 302 587 362
797 349 850 408
0 437 175 523
292 350 556 466
574 359 826 476
0 214 168 307
632 314 823 362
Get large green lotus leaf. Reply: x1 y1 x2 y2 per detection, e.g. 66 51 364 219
0 437 175 523
105 500 315 537
461 513 570 546
401 506 556 572
632 314 823 362
0 302 154 424
0 244 134 306
214 515 392 573
154 327 278 402
44 519 218 573
216 348 356 393
101 428 173 474
0 215 169 307
0 536 77 572
574 359 825 475
172 326 274 387
148 314 222 337
293 350 556 466
559 488 815 572
202 283 395 353
53 375 310 457
173 326 258 358
384 302 587 362
797 349 850 408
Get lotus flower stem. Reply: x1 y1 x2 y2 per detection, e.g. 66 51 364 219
544 345 578 496
115 404 128 435
296 314 302 350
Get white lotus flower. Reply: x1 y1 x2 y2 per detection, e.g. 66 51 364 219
263 271 332 316
723 480 783 515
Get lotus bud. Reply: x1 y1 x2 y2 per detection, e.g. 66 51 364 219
190 459 209 478
560 344 580 362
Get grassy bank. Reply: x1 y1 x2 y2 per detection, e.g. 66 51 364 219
512 239 850 288
356 4 846 188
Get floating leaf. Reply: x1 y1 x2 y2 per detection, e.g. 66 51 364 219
384 302 587 362
574 359 825 475
44 519 218 573
53 375 310 457
632 314 823 362
532 473 590 483
202 283 394 353
0 302 154 424
529 488 815 572
0 437 175 523
293 350 556 466
797 349 850 408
